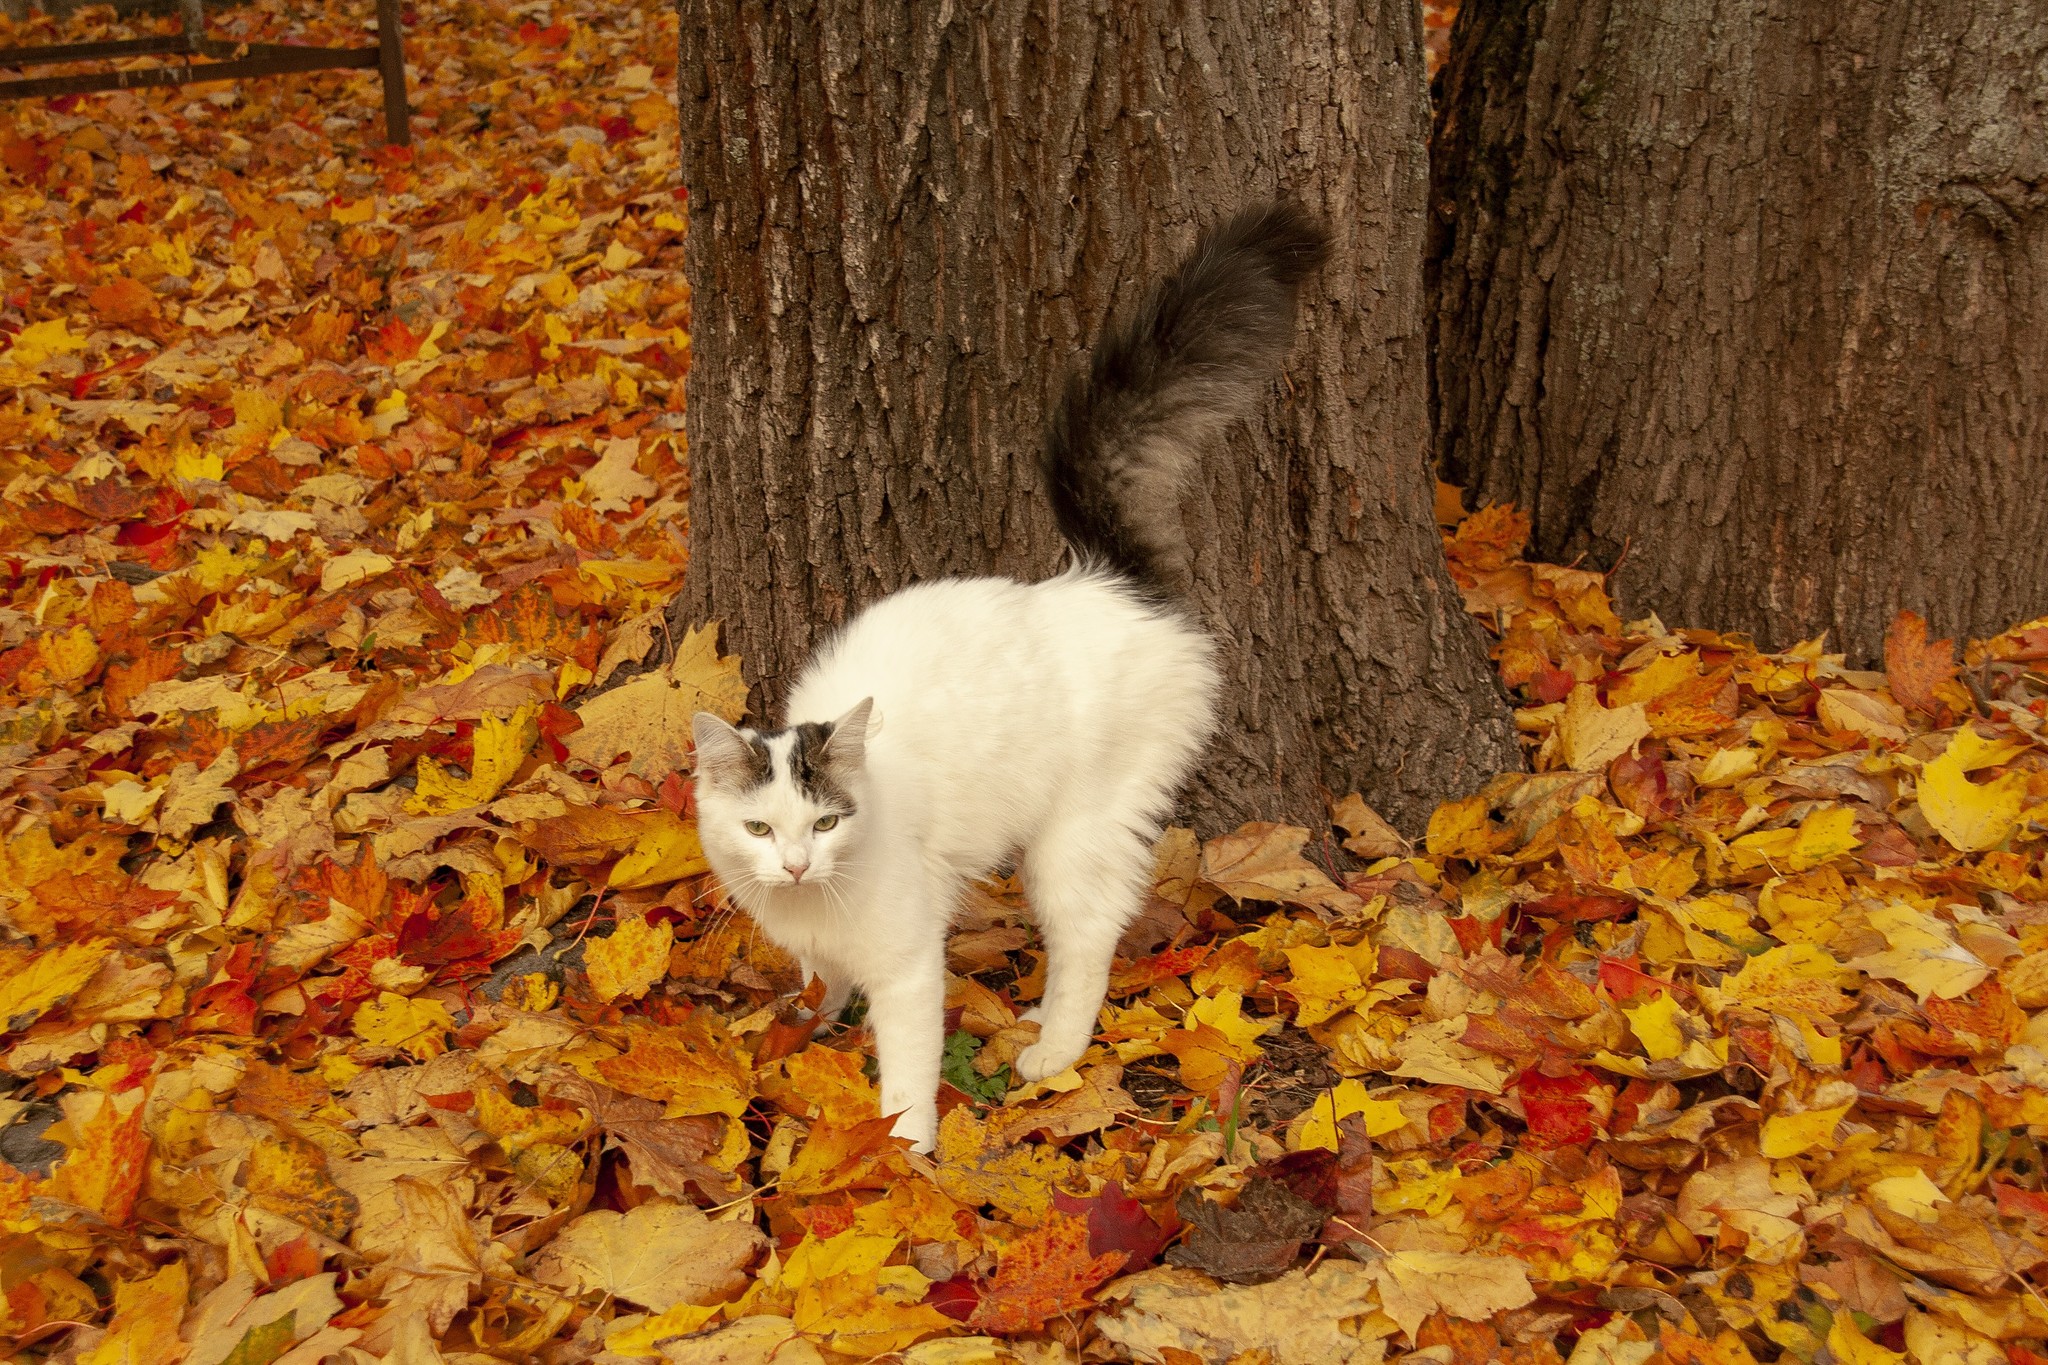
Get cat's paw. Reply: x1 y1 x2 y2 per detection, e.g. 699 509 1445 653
1014 1034 1087 1083
889 1104 938 1154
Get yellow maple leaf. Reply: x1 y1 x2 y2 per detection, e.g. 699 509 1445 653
584 913 673 1003
48 1090 151 1226
1558 684 1650 772
1902 1312 2007 1365
1185 989 1273 1052
1624 993 1690 1061
407 702 540 814
566 623 748 779
1159 989 1274 1090
2 318 86 368
596 1016 754 1118
1848 903 1989 1003
227 387 284 441
1711 943 1856 1018
1695 744 1761 786
1281 939 1380 1028
1760 1099 1855 1159
779 1044 884 1127
1389 1016 1509 1093
244 1135 359 1240
1424 794 1513 859
850 1181 977 1247
793 1262 952 1356
37 625 100 684
352 990 455 1059
1918 727 2030 852
1728 805 1862 874
1292 1079 1409 1152
1789 805 1861 869
476 1086 587 1154
1608 650 1700 707
933 1107 1075 1225
1364 1249 1535 1340
1867 1169 1950 1222
606 1303 721 1358
0 939 113 1030
172 442 226 482
80 1260 187 1365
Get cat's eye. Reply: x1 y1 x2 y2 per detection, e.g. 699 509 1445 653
743 820 772 837
813 814 840 832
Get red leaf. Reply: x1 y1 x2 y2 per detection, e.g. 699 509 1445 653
1052 1181 1170 1266
1524 890 1638 923
395 900 523 979
1598 957 1665 1004
925 1273 979 1322
265 1233 326 1283
1514 1068 1601 1150
536 700 585 763
1995 1182 2048 1227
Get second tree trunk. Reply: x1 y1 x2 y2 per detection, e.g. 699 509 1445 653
1430 0 2048 661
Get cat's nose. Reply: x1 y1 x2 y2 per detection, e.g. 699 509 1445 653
783 860 808 881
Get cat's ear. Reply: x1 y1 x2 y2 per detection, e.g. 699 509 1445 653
823 698 875 769
692 713 760 788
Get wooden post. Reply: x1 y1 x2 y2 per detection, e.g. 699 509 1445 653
376 0 408 146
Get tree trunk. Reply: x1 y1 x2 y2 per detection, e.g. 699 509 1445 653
669 0 1521 833
1429 0 2048 663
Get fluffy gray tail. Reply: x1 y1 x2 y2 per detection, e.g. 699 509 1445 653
1043 202 1329 595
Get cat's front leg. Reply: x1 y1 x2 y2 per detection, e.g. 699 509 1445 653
863 949 946 1153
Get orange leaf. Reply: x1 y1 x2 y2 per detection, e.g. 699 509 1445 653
80 1260 187 1365
770 1043 882 1126
48 1091 151 1226
968 1209 1128 1333
1883 610 1956 715
780 1114 910 1197
596 1016 754 1117
88 277 161 327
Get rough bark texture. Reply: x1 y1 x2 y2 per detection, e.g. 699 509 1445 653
1431 0 2048 662
670 0 1520 833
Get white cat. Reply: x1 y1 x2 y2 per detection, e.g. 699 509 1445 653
692 204 1329 1151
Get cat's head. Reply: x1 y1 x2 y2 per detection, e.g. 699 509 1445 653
689 699 873 897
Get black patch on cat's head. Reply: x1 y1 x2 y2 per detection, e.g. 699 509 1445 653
786 722 858 815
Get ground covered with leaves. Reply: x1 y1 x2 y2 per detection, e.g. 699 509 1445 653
5 2 2048 1363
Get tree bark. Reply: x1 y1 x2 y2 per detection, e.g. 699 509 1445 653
668 0 1520 833
1430 0 2048 662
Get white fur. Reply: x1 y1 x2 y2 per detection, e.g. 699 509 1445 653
693 567 1217 1151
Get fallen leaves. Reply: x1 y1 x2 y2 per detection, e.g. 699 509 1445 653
1365 1249 1537 1340
569 623 748 778
583 911 673 1001
1919 726 2033 852
1095 1262 1389 1365
529 1201 767 1311
1168 1176 1328 1283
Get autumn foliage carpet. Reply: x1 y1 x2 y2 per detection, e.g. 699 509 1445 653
5 3 2048 1363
